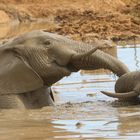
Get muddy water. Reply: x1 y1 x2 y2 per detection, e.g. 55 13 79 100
0 23 140 140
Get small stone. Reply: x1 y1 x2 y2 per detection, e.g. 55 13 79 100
75 122 83 128
87 93 95 97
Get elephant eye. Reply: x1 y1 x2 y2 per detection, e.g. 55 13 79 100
44 40 51 45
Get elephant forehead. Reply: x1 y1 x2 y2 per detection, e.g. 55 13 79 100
19 30 60 42
118 71 140 81
11 31 66 47
115 71 140 92
43 30 87 47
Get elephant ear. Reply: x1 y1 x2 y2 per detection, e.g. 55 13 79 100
0 49 44 95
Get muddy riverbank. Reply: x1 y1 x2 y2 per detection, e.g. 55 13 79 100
0 0 140 42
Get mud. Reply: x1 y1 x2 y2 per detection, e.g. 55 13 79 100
0 0 140 42
53 10 140 42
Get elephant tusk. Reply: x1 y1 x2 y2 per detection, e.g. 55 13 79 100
71 46 99 61
101 91 139 98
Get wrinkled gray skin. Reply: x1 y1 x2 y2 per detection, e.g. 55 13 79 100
101 71 140 102
0 30 129 109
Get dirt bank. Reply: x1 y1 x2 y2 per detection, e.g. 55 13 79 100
0 0 140 42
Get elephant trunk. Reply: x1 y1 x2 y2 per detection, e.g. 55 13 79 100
71 47 99 61
52 34 129 76
70 50 129 77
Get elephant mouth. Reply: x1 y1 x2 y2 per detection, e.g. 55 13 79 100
53 47 99 72
56 47 100 72
67 62 79 72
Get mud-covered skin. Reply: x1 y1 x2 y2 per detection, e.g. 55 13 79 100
0 87 54 109
0 30 129 109
101 71 140 103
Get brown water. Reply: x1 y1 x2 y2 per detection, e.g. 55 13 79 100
0 22 140 140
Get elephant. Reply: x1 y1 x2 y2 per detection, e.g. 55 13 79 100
0 30 129 109
101 71 140 102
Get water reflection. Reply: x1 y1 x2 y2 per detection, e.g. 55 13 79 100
117 107 140 138
0 118 78 140
52 119 118 135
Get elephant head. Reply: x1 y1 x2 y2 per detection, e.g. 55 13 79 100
0 30 129 96
101 71 140 101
